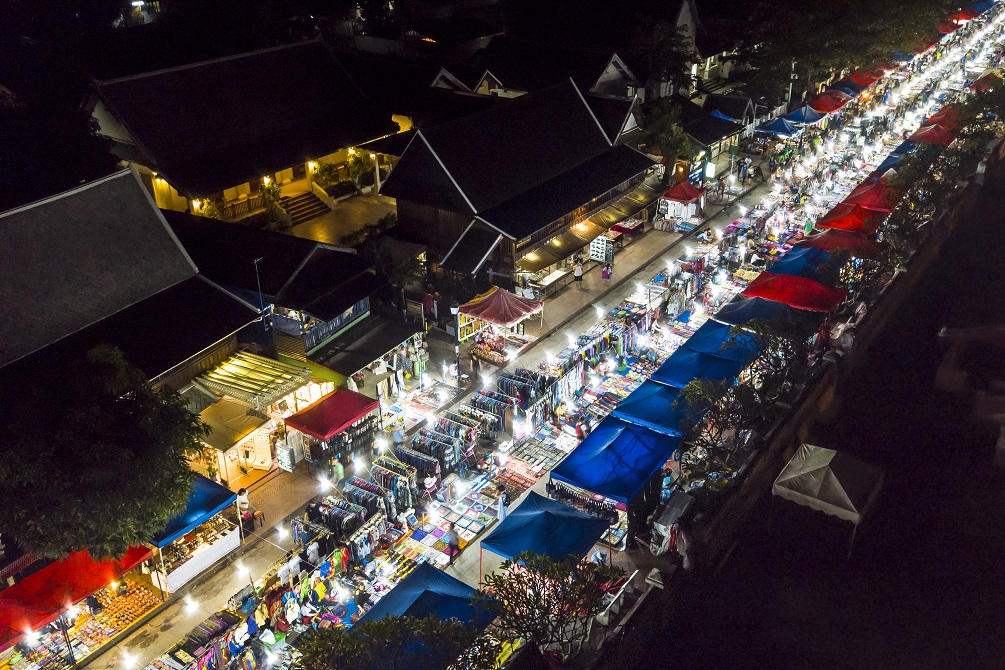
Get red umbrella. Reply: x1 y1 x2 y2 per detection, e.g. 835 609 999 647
742 273 846 312
908 123 957 145
925 105 960 130
842 180 902 213
817 203 885 234
797 229 882 258
808 91 850 113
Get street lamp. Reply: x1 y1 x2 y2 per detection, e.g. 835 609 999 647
370 153 381 194
450 300 460 383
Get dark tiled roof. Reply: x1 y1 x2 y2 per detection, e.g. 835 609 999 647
478 145 655 239
0 276 258 383
586 94 636 144
678 99 744 146
0 170 197 368
702 94 752 123
299 271 384 321
440 226 503 274
95 41 396 197
310 314 422 377
464 37 624 93
383 80 612 213
360 129 417 158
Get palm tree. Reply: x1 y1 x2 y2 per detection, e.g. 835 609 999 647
637 99 694 185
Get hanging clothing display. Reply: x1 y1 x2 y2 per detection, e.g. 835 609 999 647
472 390 519 430
371 456 418 512
394 444 440 478
305 497 367 539
456 405 500 438
343 478 389 517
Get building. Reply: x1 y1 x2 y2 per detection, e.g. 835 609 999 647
379 80 655 284
676 98 745 181
90 40 397 225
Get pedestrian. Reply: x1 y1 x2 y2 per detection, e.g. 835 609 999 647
573 260 584 288
391 422 405 447
470 351 481 376
753 164 765 182
575 421 586 441
446 523 460 565
601 263 611 285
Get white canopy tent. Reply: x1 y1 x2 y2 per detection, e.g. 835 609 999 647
771 444 884 558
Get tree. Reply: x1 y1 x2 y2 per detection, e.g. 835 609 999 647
477 551 624 659
0 346 208 559
728 318 815 407
346 150 374 180
312 161 340 189
630 20 698 101
294 615 498 670
637 99 693 185
677 378 762 477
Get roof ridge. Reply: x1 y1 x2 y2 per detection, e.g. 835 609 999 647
94 38 324 86
0 169 130 219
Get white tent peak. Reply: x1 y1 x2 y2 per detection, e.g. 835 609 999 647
772 444 884 525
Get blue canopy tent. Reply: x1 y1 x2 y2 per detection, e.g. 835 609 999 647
829 86 860 98
833 79 868 93
549 420 682 505
890 140 916 158
481 492 610 560
151 474 237 547
781 106 826 125
650 348 748 388
766 246 830 280
354 562 492 629
874 153 904 174
712 295 818 327
612 381 694 436
709 109 738 122
971 0 994 12
756 117 800 137
684 320 758 361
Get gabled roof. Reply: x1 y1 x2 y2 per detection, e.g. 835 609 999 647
94 40 396 197
0 170 198 368
677 98 744 146
162 211 377 319
702 94 753 123
382 80 613 215
586 94 637 144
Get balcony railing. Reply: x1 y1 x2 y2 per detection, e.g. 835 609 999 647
222 193 265 220
304 297 371 353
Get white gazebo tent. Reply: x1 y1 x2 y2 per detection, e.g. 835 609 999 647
771 444 884 558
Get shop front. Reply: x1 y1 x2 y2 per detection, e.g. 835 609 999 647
150 475 241 595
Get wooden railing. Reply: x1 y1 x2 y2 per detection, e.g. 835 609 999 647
223 193 265 220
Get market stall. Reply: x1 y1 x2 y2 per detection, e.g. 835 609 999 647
712 295 821 328
458 288 543 366
796 228 882 256
354 562 491 628
285 388 381 480
657 182 705 232
150 474 240 595
610 380 693 437
742 272 847 312
480 492 609 563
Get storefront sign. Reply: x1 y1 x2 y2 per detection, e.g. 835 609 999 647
277 444 296 472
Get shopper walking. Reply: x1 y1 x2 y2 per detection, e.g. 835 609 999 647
446 523 460 565
573 260 584 288
601 264 612 285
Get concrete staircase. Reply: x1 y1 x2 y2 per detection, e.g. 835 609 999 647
279 192 330 226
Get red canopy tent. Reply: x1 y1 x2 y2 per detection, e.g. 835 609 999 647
816 203 884 234
808 91 851 113
742 273 846 312
969 72 1002 92
849 71 881 86
0 546 152 651
842 180 902 213
950 8 980 20
284 388 380 441
938 20 960 33
458 286 543 328
925 105 960 130
908 123 957 145
797 229 882 257
663 181 706 204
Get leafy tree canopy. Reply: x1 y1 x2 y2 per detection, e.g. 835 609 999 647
0 346 207 559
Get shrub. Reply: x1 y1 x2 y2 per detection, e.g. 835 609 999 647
312 161 339 189
325 180 357 199
358 167 390 188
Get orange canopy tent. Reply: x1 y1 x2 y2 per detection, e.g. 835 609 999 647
663 181 706 204
458 286 543 328
908 123 957 146
797 229 882 258
816 203 885 234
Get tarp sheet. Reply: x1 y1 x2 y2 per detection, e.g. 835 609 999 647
549 419 680 504
663 181 706 204
849 71 881 86
925 105 960 130
284 388 380 441
969 72 1002 92
354 562 491 629
756 117 800 137
458 286 543 327
796 228 882 257
481 491 611 557
808 91 850 113
908 123 957 145
890 140 916 157
841 180 901 213
833 79 868 93
874 153 904 174
0 547 153 651
612 381 693 436
781 106 826 125
766 246 831 280
712 295 820 327
816 203 884 234
742 273 846 312
772 444 884 524
683 319 758 360
151 474 237 547
650 348 748 388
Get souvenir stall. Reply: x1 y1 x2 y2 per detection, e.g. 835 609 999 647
656 182 706 232
610 217 645 240
284 388 381 483
417 473 509 560
458 288 543 366
549 417 683 550
397 382 466 434
0 547 159 669
150 475 241 595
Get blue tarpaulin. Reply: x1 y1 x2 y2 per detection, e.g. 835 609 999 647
481 492 611 558
650 348 748 388
151 474 237 547
766 246 830 279
890 140 916 157
549 421 681 505
712 295 817 327
684 320 758 360
354 562 491 629
874 153 904 174
756 117 800 137
612 381 693 436
781 106 826 125
709 109 737 122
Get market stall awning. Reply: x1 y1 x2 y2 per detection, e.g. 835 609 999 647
516 245 561 273
772 444 884 525
310 314 422 379
684 319 758 360
151 474 237 548
439 224 503 276
832 78 867 94
354 562 492 629
481 491 611 558
611 381 694 437
938 20 960 34
781 106 826 125
848 71 881 86
873 153 905 175
712 295 821 328
458 286 543 328
766 246 831 280
197 352 311 409
756 117 800 137
0 546 153 651
545 229 590 258
969 71 1002 92
199 398 268 451
742 272 846 313
284 387 379 441
570 220 608 244
841 180 901 213
925 105 961 130
817 203 884 234
908 123 957 145
650 348 749 389
663 181 706 204
549 419 681 504
808 91 850 114
797 228 882 257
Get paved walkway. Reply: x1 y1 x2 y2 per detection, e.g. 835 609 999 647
290 194 395 246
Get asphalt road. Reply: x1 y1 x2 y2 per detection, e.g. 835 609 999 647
600 167 1005 669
